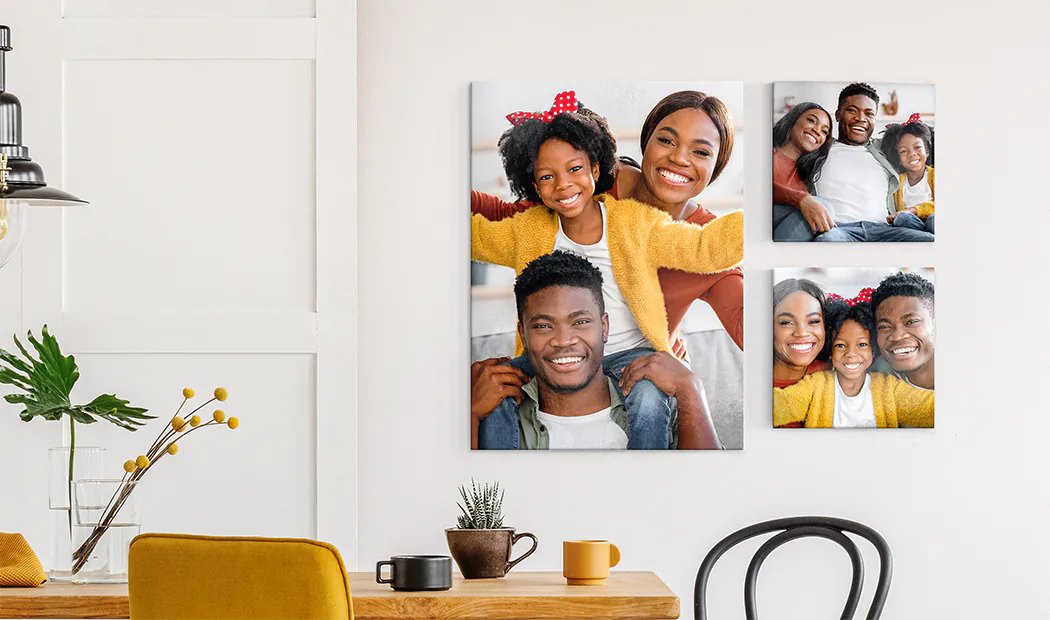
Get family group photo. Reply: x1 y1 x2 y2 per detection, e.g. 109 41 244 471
773 267 935 428
772 81 936 243
469 82 745 450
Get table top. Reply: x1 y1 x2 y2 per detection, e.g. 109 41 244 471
0 570 680 619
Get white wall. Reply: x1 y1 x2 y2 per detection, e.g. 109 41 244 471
0 0 357 568
358 1 1050 619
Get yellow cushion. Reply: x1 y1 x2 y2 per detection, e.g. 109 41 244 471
0 532 47 587
128 533 353 619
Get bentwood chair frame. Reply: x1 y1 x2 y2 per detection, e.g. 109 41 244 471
694 516 892 620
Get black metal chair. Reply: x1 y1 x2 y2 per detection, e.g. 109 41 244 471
694 516 892 620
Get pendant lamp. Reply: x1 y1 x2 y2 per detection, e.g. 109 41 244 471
0 24 88 269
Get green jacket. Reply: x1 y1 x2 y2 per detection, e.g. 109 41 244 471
517 376 678 450
868 137 901 216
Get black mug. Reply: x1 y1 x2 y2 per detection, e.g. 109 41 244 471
376 555 453 591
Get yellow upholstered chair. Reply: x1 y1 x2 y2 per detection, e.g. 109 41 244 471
128 533 354 620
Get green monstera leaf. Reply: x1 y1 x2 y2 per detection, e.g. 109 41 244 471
0 325 153 428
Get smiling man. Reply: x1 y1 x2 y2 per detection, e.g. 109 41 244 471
872 272 935 390
786 83 934 243
470 250 721 450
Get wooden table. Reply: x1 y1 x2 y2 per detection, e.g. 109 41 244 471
0 571 680 619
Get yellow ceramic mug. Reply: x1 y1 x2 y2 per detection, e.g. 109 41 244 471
562 540 620 586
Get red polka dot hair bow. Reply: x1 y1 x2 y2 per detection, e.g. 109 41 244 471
827 287 875 307
901 113 921 126
506 91 578 126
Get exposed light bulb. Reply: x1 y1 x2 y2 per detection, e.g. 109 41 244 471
0 199 27 268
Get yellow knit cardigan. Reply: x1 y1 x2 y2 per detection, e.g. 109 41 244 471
892 165 935 220
773 370 934 428
471 195 743 356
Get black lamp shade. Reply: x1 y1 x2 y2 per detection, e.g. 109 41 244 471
0 24 88 206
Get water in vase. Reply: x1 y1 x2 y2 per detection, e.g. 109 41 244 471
48 508 75 581
71 522 141 584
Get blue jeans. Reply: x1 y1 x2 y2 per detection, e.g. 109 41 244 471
893 211 935 235
476 347 672 450
772 204 815 242
814 220 934 242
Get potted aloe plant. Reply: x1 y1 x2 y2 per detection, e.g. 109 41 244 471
445 479 537 579
0 326 152 576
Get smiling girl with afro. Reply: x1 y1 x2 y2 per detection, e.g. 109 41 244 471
880 115 935 234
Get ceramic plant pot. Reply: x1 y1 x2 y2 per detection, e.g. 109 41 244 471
445 528 537 579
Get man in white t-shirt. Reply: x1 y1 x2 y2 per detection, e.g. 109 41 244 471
470 251 721 450
780 83 934 242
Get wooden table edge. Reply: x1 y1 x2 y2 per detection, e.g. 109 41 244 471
1 570 680 620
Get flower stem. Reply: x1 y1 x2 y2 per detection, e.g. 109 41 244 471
145 398 217 461
182 397 217 421
71 403 229 575
72 480 137 574
67 416 75 538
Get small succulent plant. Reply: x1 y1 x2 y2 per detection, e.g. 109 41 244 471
455 479 505 529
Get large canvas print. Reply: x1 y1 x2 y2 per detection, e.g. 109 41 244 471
470 82 744 450
773 267 935 428
772 81 935 242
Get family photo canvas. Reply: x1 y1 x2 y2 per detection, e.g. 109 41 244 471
469 82 745 450
772 81 936 242
772 267 935 429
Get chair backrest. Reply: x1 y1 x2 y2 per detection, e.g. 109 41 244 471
694 516 891 620
128 533 354 620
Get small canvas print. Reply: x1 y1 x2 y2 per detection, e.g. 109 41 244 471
773 268 935 428
470 82 745 450
772 81 935 242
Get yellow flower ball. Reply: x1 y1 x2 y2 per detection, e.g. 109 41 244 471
172 416 187 432
190 414 201 427
136 455 150 469
123 460 137 473
183 388 195 399
227 417 239 430
167 444 179 455
214 387 228 401
212 409 226 423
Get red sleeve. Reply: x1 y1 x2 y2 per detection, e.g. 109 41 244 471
773 181 808 209
470 190 533 221
696 268 744 351
663 207 744 355
771 151 810 208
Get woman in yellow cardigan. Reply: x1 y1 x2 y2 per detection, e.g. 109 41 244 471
773 297 933 428
882 115 935 235
472 93 743 449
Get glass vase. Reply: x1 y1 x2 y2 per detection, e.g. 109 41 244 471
71 478 141 584
48 446 105 581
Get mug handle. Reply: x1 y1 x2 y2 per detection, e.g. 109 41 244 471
609 543 621 568
506 532 538 574
376 560 394 584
